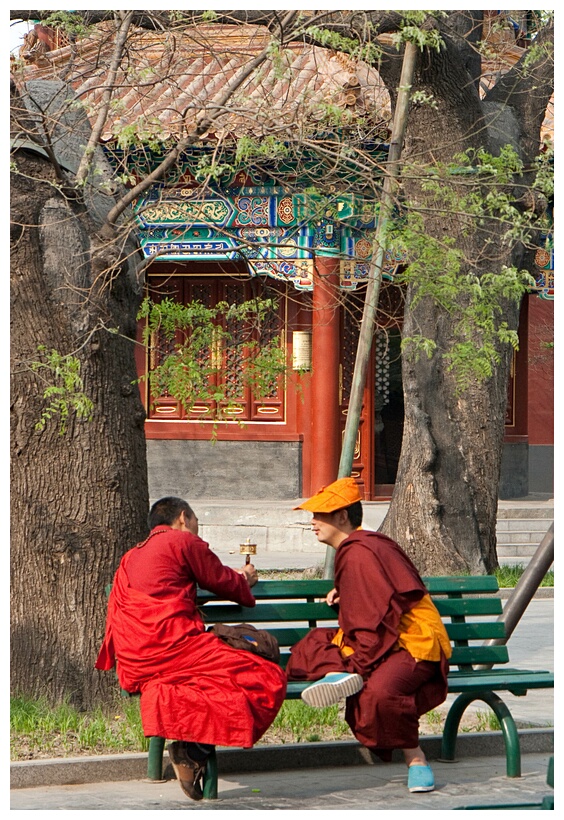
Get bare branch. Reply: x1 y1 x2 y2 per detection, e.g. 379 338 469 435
75 11 134 188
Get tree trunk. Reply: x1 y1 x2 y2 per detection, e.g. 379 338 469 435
10 149 149 708
382 291 516 574
379 30 524 574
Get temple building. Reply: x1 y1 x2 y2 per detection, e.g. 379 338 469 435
13 14 553 501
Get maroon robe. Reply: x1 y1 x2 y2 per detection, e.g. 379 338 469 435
286 530 449 758
96 526 286 748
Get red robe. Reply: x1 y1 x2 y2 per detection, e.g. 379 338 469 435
286 530 449 757
96 526 286 748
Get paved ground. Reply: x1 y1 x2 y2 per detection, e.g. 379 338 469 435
10 751 554 810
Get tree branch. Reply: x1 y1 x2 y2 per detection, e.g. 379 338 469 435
75 11 134 188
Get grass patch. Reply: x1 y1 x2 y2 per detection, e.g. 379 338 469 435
267 701 351 744
11 694 149 760
494 564 553 588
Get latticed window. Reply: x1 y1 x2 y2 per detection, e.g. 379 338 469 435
145 276 286 422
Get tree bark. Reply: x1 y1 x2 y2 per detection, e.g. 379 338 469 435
10 148 149 708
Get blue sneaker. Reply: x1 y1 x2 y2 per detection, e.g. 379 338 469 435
301 672 363 708
407 763 435 793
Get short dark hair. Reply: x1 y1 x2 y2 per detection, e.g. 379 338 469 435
148 496 194 530
345 501 363 528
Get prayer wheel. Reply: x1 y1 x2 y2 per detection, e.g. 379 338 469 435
239 537 257 565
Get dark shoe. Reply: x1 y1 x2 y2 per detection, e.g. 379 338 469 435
167 741 207 801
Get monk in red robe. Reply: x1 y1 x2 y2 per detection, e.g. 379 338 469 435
286 478 452 794
96 496 286 800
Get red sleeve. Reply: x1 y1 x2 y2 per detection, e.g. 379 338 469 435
181 536 256 607
335 536 424 676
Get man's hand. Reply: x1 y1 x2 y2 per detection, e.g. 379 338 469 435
326 587 340 606
238 563 258 587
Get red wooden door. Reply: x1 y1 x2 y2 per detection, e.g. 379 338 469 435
340 288 374 500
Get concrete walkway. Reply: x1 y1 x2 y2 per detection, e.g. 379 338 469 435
10 749 555 810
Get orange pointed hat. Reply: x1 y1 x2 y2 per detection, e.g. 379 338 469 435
294 477 362 513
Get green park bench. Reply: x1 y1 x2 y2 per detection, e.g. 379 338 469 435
106 575 553 799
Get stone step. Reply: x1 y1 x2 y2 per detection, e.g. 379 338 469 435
496 528 546 542
496 518 552 532
496 544 542 557
496 506 553 519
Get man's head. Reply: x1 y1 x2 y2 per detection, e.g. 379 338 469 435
148 496 198 535
294 478 363 548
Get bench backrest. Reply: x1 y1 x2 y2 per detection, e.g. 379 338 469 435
197 575 509 672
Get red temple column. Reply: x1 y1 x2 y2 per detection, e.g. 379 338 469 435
309 256 341 492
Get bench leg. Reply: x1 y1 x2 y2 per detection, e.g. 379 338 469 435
202 747 218 799
441 692 521 778
147 736 166 781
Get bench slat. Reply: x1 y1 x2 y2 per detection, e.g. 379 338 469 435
244 580 334 599
434 598 504 616
450 645 509 665
285 669 554 697
447 668 554 693
199 574 501 602
252 625 508 652
423 576 500 594
267 627 314 646
446 622 506 640
276 647 511 668
200 599 505 623
200 601 336 623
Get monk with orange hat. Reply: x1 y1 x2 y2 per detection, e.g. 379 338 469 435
287 477 451 794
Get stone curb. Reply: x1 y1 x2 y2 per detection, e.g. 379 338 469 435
499 587 553 599
11 729 554 790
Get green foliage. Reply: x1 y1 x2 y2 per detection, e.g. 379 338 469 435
31 346 93 435
305 25 382 65
461 709 501 733
392 145 547 391
115 117 168 152
313 102 355 127
266 39 294 81
522 37 554 72
423 708 443 732
194 155 235 183
417 145 542 245
410 90 438 110
234 135 290 166
399 229 531 391
41 11 92 40
137 296 287 418
533 146 554 200
390 10 446 52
